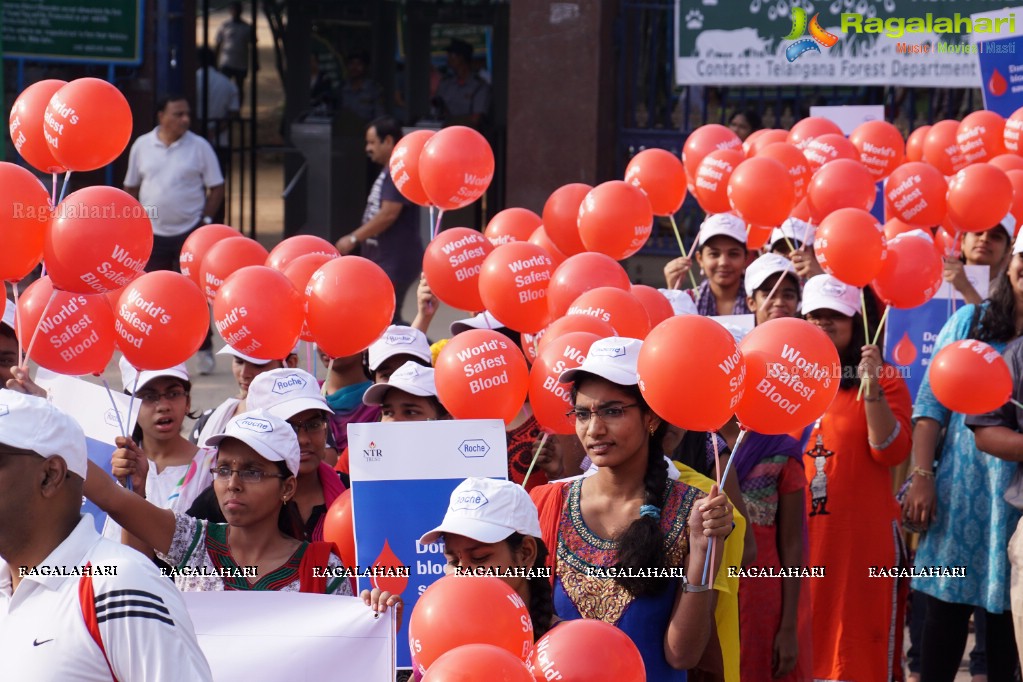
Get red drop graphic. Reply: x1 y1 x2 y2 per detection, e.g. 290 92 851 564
893 332 918 366
989 69 1008 97
370 539 409 595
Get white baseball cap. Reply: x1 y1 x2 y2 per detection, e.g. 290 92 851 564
0 390 88 479
363 361 438 405
367 325 433 371
744 253 799 297
802 275 862 318
559 336 642 386
997 212 1019 245
419 477 543 545
450 311 507 336
770 218 815 250
246 368 333 420
697 213 747 247
216 343 300 366
1 299 15 334
205 409 301 477
118 356 190 394
658 289 698 316
1013 223 1023 255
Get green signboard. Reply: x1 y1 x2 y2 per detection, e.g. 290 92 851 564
2 0 142 65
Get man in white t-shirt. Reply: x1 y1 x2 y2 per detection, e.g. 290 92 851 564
0 390 212 680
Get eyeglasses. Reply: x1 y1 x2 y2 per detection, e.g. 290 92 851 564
136 389 188 404
565 404 639 423
290 416 327 434
209 466 287 483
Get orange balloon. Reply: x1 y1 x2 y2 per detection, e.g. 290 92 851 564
727 156 795 226
213 266 304 360
883 217 917 241
536 314 616 355
45 186 152 294
1006 107 1023 154
18 277 115 375
281 253 336 342
529 332 600 434
179 225 240 285
682 124 742 182
957 110 1006 164
815 208 887 287
485 208 542 246
567 287 651 339
872 231 943 309
756 142 811 200
807 158 876 223
906 125 930 162
423 227 494 312
625 148 687 216
747 224 773 250
746 129 789 157
45 78 132 171
637 314 744 431
990 154 1023 173
630 284 674 328
542 184 591 257
933 226 957 258
435 329 529 424
547 252 631 319
323 489 356 568
115 271 209 369
1006 169 1023 227
9 79 67 173
424 644 533 682
928 339 1013 414
946 164 1013 233
694 148 744 214
266 235 339 272
790 196 811 222
803 133 858 173
419 126 494 210
850 120 905 180
923 120 967 175
787 117 843 150
478 242 555 333
884 161 947 227
577 181 654 260
199 237 269 304
525 619 646 682
735 318 841 434
528 226 568 268
521 330 543 366
306 256 395 357
0 162 50 282
389 130 434 206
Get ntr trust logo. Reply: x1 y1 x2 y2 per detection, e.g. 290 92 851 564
785 7 839 62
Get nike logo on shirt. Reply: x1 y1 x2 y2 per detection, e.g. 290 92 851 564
32 638 53 646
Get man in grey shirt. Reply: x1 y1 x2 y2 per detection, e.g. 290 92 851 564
434 39 490 129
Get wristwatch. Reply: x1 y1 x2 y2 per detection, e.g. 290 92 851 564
202 215 213 225
682 577 711 593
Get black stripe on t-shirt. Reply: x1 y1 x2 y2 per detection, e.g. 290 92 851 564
95 589 166 604
95 610 175 627
96 599 171 616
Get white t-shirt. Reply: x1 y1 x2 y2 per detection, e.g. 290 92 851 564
0 514 212 681
196 67 239 147
123 128 224 237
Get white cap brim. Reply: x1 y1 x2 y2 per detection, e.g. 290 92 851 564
265 397 334 420
1 300 15 333
363 380 435 406
217 345 273 365
801 298 859 317
205 431 298 477
450 311 506 336
418 516 517 546
559 365 638 386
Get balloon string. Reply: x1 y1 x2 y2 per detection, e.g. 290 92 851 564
1011 399 1023 411
22 291 58 369
701 429 746 586
321 357 334 397
800 221 812 252
126 372 140 443
860 291 871 343
857 305 891 401
432 208 444 241
669 215 699 291
100 377 127 438
782 235 796 253
51 172 58 207
56 170 72 206
521 431 549 489
306 341 314 378
428 206 436 240
11 282 22 368
757 268 787 312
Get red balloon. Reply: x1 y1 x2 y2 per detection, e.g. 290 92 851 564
306 257 395 357
199 237 269 304
746 129 789 157
625 148 687 215
734 318 841 434
9 79 67 173
807 158 876 223
815 208 887 287
850 120 905 180
747 224 773 250
0 162 50 281
1006 169 1023 226
419 126 494 210
923 120 967 175
536 314 616 355
694 148 744 214
928 339 1013 414
435 329 529 424
115 271 209 369
542 184 592 257
526 619 646 682
637 315 744 431
547 252 631 320
389 130 435 206
528 226 568 268
18 277 115 375
682 124 742 182
45 186 152 294
485 208 542 246
630 285 674 328
787 117 843 150
179 225 240 285
790 196 811 222
803 133 858 173
884 161 948 227
872 231 944 309
323 489 356 568
577 181 654 260
1006 107 1023 154
990 154 1023 173
529 332 600 434
906 125 930 162
756 142 811 200
567 287 651 339
957 110 1006 164
727 156 795 227
281 253 337 342
883 217 917 241
213 266 303 360
266 235 339 272
45 78 132 171
946 164 1013 233
933 226 957 258
424 644 533 682
521 330 543 366
478 242 555 333
423 228 494 312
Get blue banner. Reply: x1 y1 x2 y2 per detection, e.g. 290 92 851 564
978 34 1023 117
